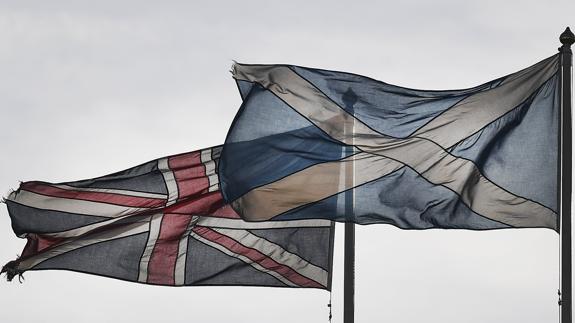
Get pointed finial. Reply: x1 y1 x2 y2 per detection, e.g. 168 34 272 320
560 27 574 47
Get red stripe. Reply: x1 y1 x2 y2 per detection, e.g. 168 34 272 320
165 191 238 218
19 234 64 261
147 213 193 285
21 182 166 208
168 152 210 201
192 227 323 288
20 236 39 258
36 235 65 252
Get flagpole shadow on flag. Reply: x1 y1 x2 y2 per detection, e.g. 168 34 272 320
343 88 358 323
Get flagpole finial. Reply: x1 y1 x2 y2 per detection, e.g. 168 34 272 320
560 27 574 48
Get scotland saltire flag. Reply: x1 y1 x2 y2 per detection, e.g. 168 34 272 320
2 146 334 289
220 55 559 230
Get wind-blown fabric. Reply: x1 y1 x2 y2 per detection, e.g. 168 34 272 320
220 55 560 231
2 146 334 289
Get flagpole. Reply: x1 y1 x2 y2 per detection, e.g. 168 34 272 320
560 26 574 323
343 90 356 323
344 221 355 323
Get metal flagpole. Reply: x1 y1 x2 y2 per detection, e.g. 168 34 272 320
344 221 355 323
560 26 574 323
343 89 357 323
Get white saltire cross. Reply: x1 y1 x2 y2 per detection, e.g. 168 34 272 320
231 57 558 229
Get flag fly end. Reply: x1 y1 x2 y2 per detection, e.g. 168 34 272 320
1 259 23 283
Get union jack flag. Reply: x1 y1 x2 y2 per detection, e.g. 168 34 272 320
2 146 334 289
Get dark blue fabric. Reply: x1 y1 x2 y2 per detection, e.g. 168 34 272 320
220 84 354 202
186 236 286 287
35 232 148 281
450 75 559 211
6 200 107 236
236 80 255 99
66 160 167 195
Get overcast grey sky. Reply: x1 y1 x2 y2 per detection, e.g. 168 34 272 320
0 1 573 322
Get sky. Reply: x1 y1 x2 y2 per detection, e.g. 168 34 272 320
0 1 573 322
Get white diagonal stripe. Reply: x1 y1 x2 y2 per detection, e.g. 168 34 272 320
9 190 149 218
51 184 167 199
212 228 328 287
414 55 558 148
174 216 199 286
190 231 298 287
196 217 332 229
158 158 178 205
